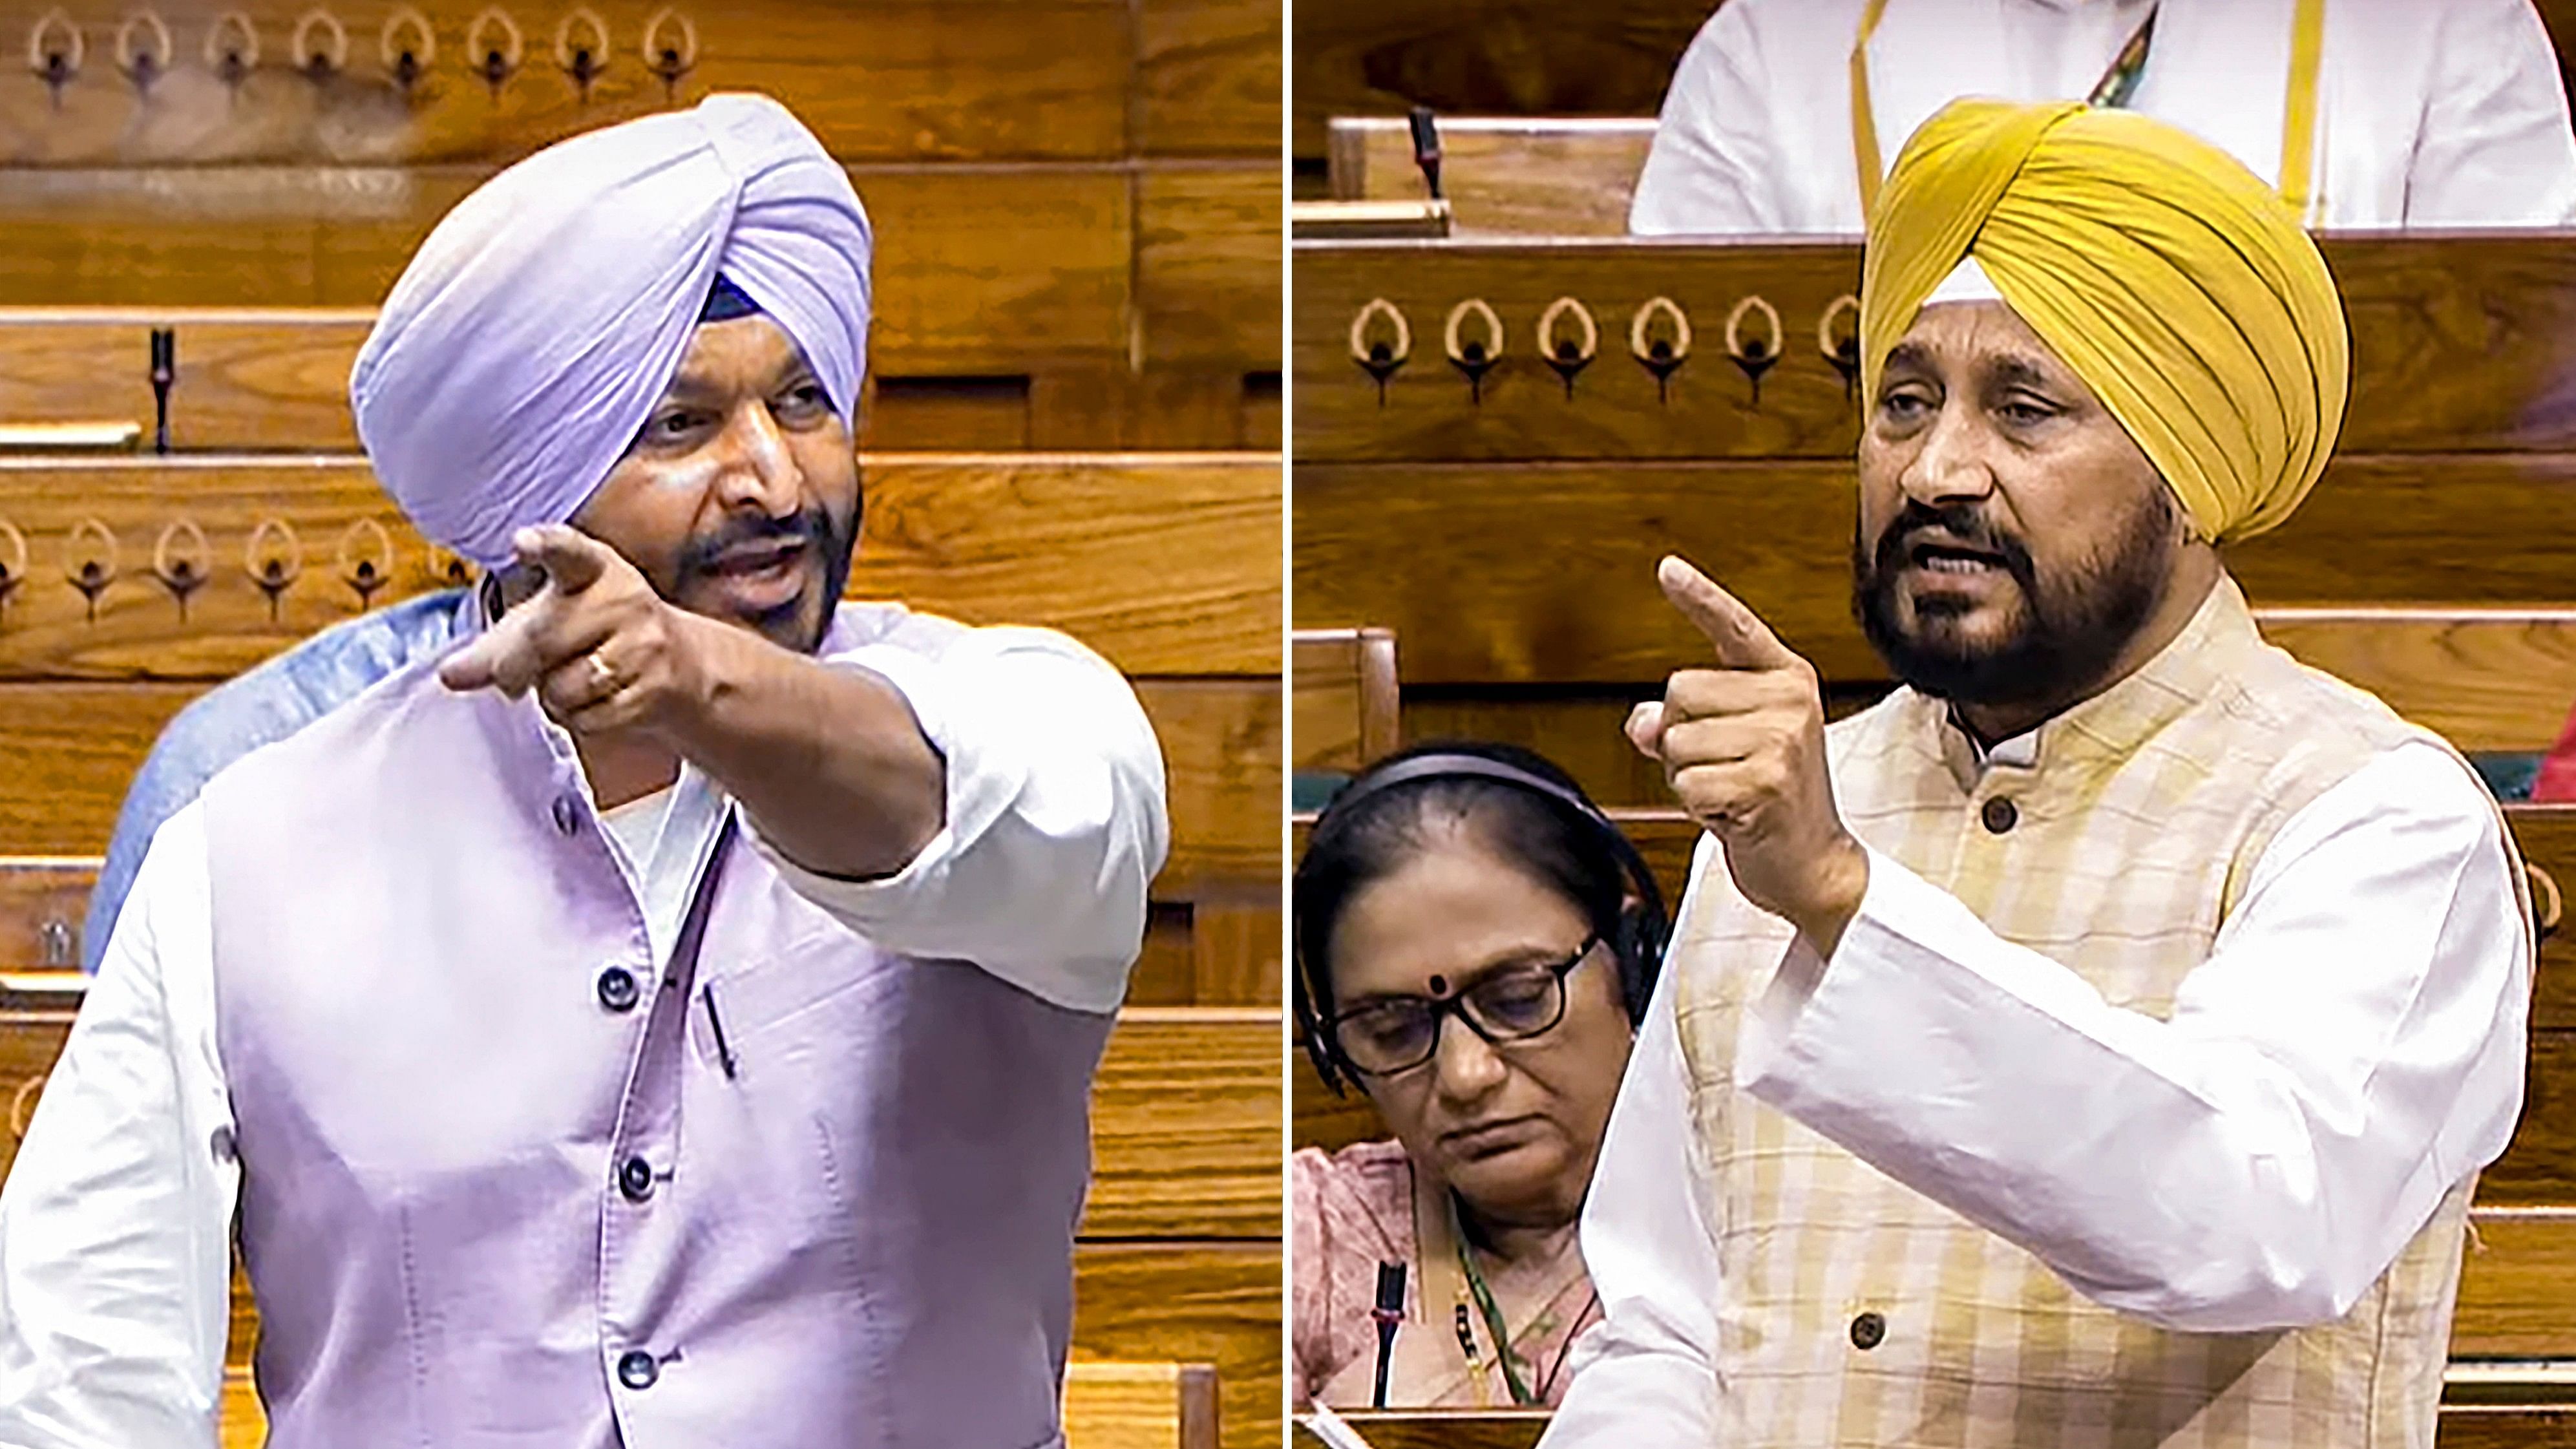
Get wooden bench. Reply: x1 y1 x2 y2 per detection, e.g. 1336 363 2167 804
1326 116 1652 235
0 451 1282 1006
0 975 1275 1449
0 296 1279 459
222 1359 1221 1449
0 0 1279 451
0 0 1272 167
1291 627 1400 809
1294 237 2576 463
0 160 1278 451
1290 0 1704 162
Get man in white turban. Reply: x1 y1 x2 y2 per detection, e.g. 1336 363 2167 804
0 94 1167 1448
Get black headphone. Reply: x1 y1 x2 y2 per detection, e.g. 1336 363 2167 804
1292 752 1671 1095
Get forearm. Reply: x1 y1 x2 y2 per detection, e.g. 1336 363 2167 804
1542 955 1722 1444
658 611 945 880
737 622 1167 1010
0 810 230 1448
1739 779 2528 1330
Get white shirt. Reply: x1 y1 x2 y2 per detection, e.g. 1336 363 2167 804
1543 737 2531 1446
1629 0 2576 235
0 615 1169 1449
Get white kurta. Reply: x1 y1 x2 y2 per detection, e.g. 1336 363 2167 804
0 617 1167 1449
1543 734 2529 1446
1630 0 2576 235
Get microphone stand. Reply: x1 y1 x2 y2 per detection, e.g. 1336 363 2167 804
1369 1260 1406 1410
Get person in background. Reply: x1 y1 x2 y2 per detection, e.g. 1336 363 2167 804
1291 743 1667 1410
1630 0 2576 236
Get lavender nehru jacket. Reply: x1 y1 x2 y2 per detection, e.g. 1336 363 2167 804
196 642 1114 1448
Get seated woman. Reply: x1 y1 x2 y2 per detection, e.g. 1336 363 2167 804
1291 742 1667 1410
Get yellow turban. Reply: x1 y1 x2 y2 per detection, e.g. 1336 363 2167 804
1859 99 2349 544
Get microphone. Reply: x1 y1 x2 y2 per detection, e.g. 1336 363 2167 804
1408 106 1443 202
1370 1260 1406 1410
148 328 175 456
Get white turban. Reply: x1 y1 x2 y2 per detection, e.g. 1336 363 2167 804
352 93 872 569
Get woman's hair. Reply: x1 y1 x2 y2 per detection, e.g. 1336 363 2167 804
1293 741 1660 1088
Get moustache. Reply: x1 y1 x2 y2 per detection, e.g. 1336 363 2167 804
1866 500 2039 593
675 507 830 580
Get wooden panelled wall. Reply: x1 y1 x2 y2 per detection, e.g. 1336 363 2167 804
0 0 1280 450
1294 235 2576 807
0 450 1283 1008
1294 0 2576 176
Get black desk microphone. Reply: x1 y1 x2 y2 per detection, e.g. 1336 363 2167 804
1408 106 1444 202
1370 1260 1406 1409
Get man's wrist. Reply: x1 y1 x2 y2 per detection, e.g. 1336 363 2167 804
1789 834 1871 958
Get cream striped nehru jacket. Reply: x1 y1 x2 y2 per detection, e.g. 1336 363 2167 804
1671 578 2520 1448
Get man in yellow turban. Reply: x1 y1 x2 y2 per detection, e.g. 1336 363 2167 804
1543 100 2530 1447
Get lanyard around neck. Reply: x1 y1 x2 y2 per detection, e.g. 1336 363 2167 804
1850 0 2325 222
1450 1194 1538 1406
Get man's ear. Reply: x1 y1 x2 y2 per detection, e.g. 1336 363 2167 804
853 372 878 447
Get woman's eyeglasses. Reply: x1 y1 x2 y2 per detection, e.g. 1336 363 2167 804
1327 935 1601 1078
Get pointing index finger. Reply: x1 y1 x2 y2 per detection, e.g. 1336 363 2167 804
514 524 613 595
1658 555 1799 670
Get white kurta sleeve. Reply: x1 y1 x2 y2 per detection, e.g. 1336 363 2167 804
0 803 236 1449
1628 4 1799 236
749 624 1169 1015
2402 0 2576 226
1541 835 1725 1447
1737 741 2529 1332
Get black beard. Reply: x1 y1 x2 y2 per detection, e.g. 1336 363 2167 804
1851 490 2175 710
674 494 862 654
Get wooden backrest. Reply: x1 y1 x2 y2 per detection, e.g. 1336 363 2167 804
2253 609 2576 753
1296 238 2576 694
1066 1361 1225 1449
0 453 1277 679
0 451 1280 1002
0 1 1269 167
1291 0 1703 161
224 1359 1222 1449
1326 117 1651 235
1291 627 1400 777
0 0 1279 452
1296 237 2576 462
